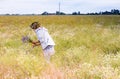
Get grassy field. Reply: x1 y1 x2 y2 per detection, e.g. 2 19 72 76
0 15 120 79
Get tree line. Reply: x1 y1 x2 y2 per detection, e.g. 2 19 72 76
87 9 120 15
42 9 120 15
1 9 120 15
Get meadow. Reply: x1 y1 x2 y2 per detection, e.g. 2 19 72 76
0 15 120 79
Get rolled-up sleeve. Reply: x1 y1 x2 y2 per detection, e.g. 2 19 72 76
36 30 44 43
38 36 44 43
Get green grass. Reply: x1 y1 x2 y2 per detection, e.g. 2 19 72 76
0 15 120 79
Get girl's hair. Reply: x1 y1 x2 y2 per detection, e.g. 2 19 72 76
30 22 40 29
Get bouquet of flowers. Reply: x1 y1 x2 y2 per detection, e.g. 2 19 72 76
22 36 33 43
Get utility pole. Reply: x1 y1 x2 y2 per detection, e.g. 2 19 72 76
59 2 61 14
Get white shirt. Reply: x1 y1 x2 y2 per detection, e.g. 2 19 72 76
35 27 55 49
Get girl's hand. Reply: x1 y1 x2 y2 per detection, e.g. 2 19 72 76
32 43 37 48
31 40 40 48
31 41 37 48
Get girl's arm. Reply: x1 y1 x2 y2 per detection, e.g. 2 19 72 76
34 40 40 44
32 40 41 47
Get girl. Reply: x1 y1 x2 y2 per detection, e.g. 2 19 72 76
30 22 55 63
